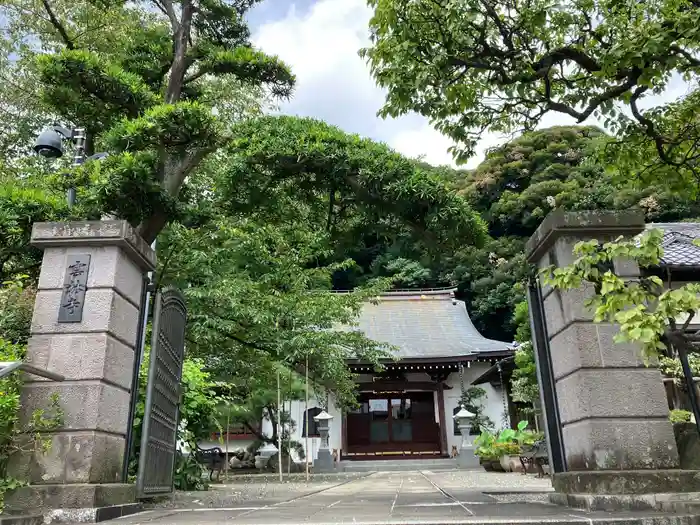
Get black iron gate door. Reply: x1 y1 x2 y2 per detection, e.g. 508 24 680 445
527 278 566 473
136 287 187 499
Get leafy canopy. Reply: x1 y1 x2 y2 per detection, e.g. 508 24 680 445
220 115 488 252
2 0 295 242
361 0 700 171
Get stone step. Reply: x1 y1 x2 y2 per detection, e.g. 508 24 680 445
0 515 43 525
663 499 700 515
339 458 460 472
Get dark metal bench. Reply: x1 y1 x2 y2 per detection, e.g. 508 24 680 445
519 440 549 477
194 445 226 481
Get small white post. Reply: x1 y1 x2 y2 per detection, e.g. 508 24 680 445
224 405 230 480
277 369 282 482
305 355 310 482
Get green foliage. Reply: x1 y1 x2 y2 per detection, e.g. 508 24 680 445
512 301 531 344
458 127 605 237
173 451 207 491
223 115 487 253
0 334 63 510
432 126 700 340
509 301 540 406
0 277 35 346
36 49 159 129
474 430 497 459
459 387 493 434
157 213 395 411
474 421 541 458
0 173 72 284
511 342 539 406
179 359 231 442
2 0 296 243
670 409 693 424
361 0 700 174
660 354 700 384
542 228 696 359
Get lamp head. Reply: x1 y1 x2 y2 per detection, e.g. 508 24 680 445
34 128 64 158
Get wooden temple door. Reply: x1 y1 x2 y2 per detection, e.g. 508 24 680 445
345 392 441 458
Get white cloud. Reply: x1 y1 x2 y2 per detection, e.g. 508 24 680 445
253 0 464 165
253 0 691 170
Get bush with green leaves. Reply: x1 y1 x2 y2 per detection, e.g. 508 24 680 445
458 387 493 435
0 338 63 510
670 409 693 424
0 280 63 509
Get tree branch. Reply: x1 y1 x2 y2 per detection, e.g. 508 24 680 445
630 85 673 164
40 0 74 49
165 0 195 103
670 45 700 68
683 312 695 332
159 0 180 32
243 421 268 442
534 46 601 75
266 405 278 443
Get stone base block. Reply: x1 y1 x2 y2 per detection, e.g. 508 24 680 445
9 431 125 484
5 483 135 514
550 491 700 512
456 447 479 468
0 515 43 525
553 470 700 495
45 503 143 523
315 449 334 472
561 417 680 471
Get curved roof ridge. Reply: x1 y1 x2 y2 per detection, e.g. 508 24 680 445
351 295 514 359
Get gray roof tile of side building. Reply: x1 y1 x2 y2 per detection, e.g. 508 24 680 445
646 223 700 267
345 289 515 359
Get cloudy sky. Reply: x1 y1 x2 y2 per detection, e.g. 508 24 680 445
245 0 692 169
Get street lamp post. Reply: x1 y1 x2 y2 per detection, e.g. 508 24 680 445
34 125 107 207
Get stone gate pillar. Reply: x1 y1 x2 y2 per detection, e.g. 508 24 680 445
7 221 155 520
525 210 694 510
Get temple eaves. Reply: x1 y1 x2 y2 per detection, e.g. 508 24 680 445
346 287 515 361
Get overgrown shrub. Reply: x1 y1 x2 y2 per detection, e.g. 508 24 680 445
0 279 63 510
0 338 63 510
670 409 693 423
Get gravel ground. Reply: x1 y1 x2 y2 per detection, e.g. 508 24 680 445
147 472 370 509
421 470 553 492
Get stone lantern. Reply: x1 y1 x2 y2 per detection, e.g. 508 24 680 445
453 405 479 468
313 410 334 472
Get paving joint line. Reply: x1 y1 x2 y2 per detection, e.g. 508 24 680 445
279 472 379 522
419 470 475 517
132 473 375 523
229 472 375 521
390 477 404 516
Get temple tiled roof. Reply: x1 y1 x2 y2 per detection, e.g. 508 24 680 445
347 289 515 360
646 223 700 268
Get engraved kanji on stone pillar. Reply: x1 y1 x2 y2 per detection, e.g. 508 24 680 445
7 221 155 514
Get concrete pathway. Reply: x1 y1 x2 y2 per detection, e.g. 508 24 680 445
107 472 698 525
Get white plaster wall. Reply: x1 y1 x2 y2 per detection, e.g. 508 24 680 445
443 364 510 453
287 393 341 463
197 437 256 454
